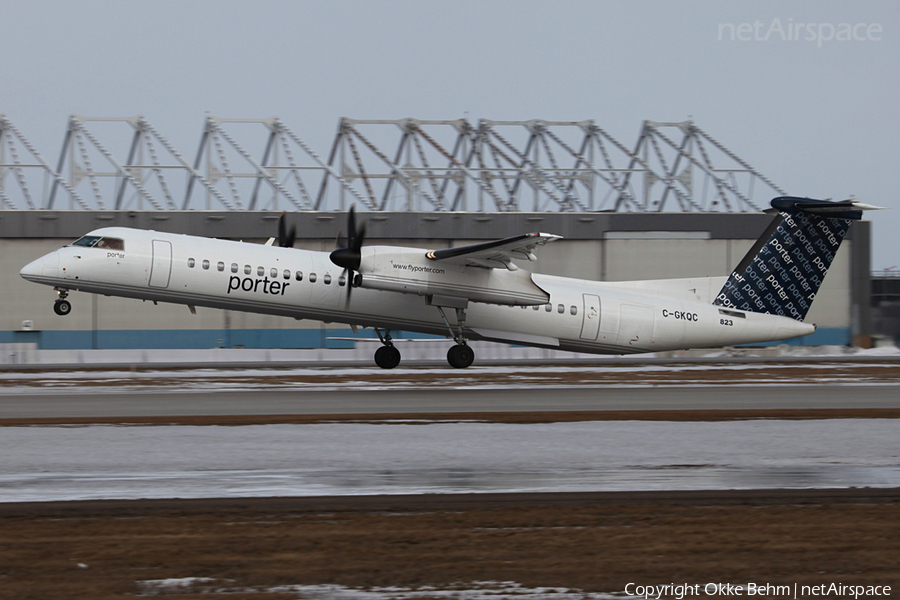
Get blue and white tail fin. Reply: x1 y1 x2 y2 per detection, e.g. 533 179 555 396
713 197 879 321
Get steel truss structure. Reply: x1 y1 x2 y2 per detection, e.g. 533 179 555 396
0 114 785 212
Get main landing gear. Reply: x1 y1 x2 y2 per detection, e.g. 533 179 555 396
373 328 401 369
53 289 72 316
436 306 475 369
446 343 474 369
371 304 475 370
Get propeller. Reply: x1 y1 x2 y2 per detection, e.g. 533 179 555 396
329 205 366 306
277 212 296 248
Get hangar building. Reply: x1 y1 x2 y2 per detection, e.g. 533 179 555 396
0 115 873 352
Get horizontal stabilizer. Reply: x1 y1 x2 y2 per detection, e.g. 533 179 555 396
766 196 883 220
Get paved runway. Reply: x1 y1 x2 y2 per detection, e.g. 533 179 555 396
3 418 898 502
3 367 897 502
1 384 898 419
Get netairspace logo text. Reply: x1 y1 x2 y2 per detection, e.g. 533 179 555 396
718 18 883 47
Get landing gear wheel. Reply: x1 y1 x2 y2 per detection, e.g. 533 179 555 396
53 299 72 316
374 345 401 369
447 344 475 369
435 305 472 368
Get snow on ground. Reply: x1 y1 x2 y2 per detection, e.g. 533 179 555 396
135 579 621 599
1 420 897 503
2 342 898 369
1 361 899 395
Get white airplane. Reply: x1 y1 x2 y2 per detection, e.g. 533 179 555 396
19 197 876 369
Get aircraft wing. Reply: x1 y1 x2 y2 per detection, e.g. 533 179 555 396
424 232 561 271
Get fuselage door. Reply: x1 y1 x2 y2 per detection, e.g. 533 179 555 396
616 304 654 349
149 240 172 288
579 293 601 340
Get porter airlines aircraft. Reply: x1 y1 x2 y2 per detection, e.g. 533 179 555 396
20 197 876 369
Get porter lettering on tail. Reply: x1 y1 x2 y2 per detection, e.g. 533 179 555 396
714 196 873 321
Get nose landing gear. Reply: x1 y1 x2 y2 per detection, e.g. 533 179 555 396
53 289 72 316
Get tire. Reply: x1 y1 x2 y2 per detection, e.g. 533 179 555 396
447 344 474 369
53 300 72 316
374 345 401 369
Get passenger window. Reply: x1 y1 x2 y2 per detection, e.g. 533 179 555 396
324 274 332 285
218 262 225 272
202 259 210 270
270 268 277 278
309 273 317 283
557 304 564 314
545 304 552 312
188 258 195 268
295 271 303 281
570 305 577 316
533 305 539 310
244 265 251 275
257 266 264 277
283 269 290 280
231 263 238 273
338 274 346 287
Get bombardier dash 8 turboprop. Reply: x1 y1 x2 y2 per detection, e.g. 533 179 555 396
19 197 877 368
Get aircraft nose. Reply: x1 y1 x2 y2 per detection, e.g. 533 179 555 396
19 257 43 281
19 251 58 282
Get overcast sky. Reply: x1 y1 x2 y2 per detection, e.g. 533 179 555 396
2 0 898 268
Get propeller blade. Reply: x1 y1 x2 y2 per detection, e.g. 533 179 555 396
286 224 296 248
277 212 296 248
353 222 366 252
347 205 357 249
330 204 366 271
330 204 367 283
342 268 352 309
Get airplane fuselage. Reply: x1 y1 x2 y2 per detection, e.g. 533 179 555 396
19 227 814 356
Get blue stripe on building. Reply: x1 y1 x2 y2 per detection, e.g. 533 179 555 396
1 327 850 350
0 328 429 350
741 326 851 347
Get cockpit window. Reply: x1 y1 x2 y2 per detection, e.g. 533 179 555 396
96 237 124 250
72 236 101 247
70 236 124 250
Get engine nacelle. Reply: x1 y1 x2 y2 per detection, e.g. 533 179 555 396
357 247 549 306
